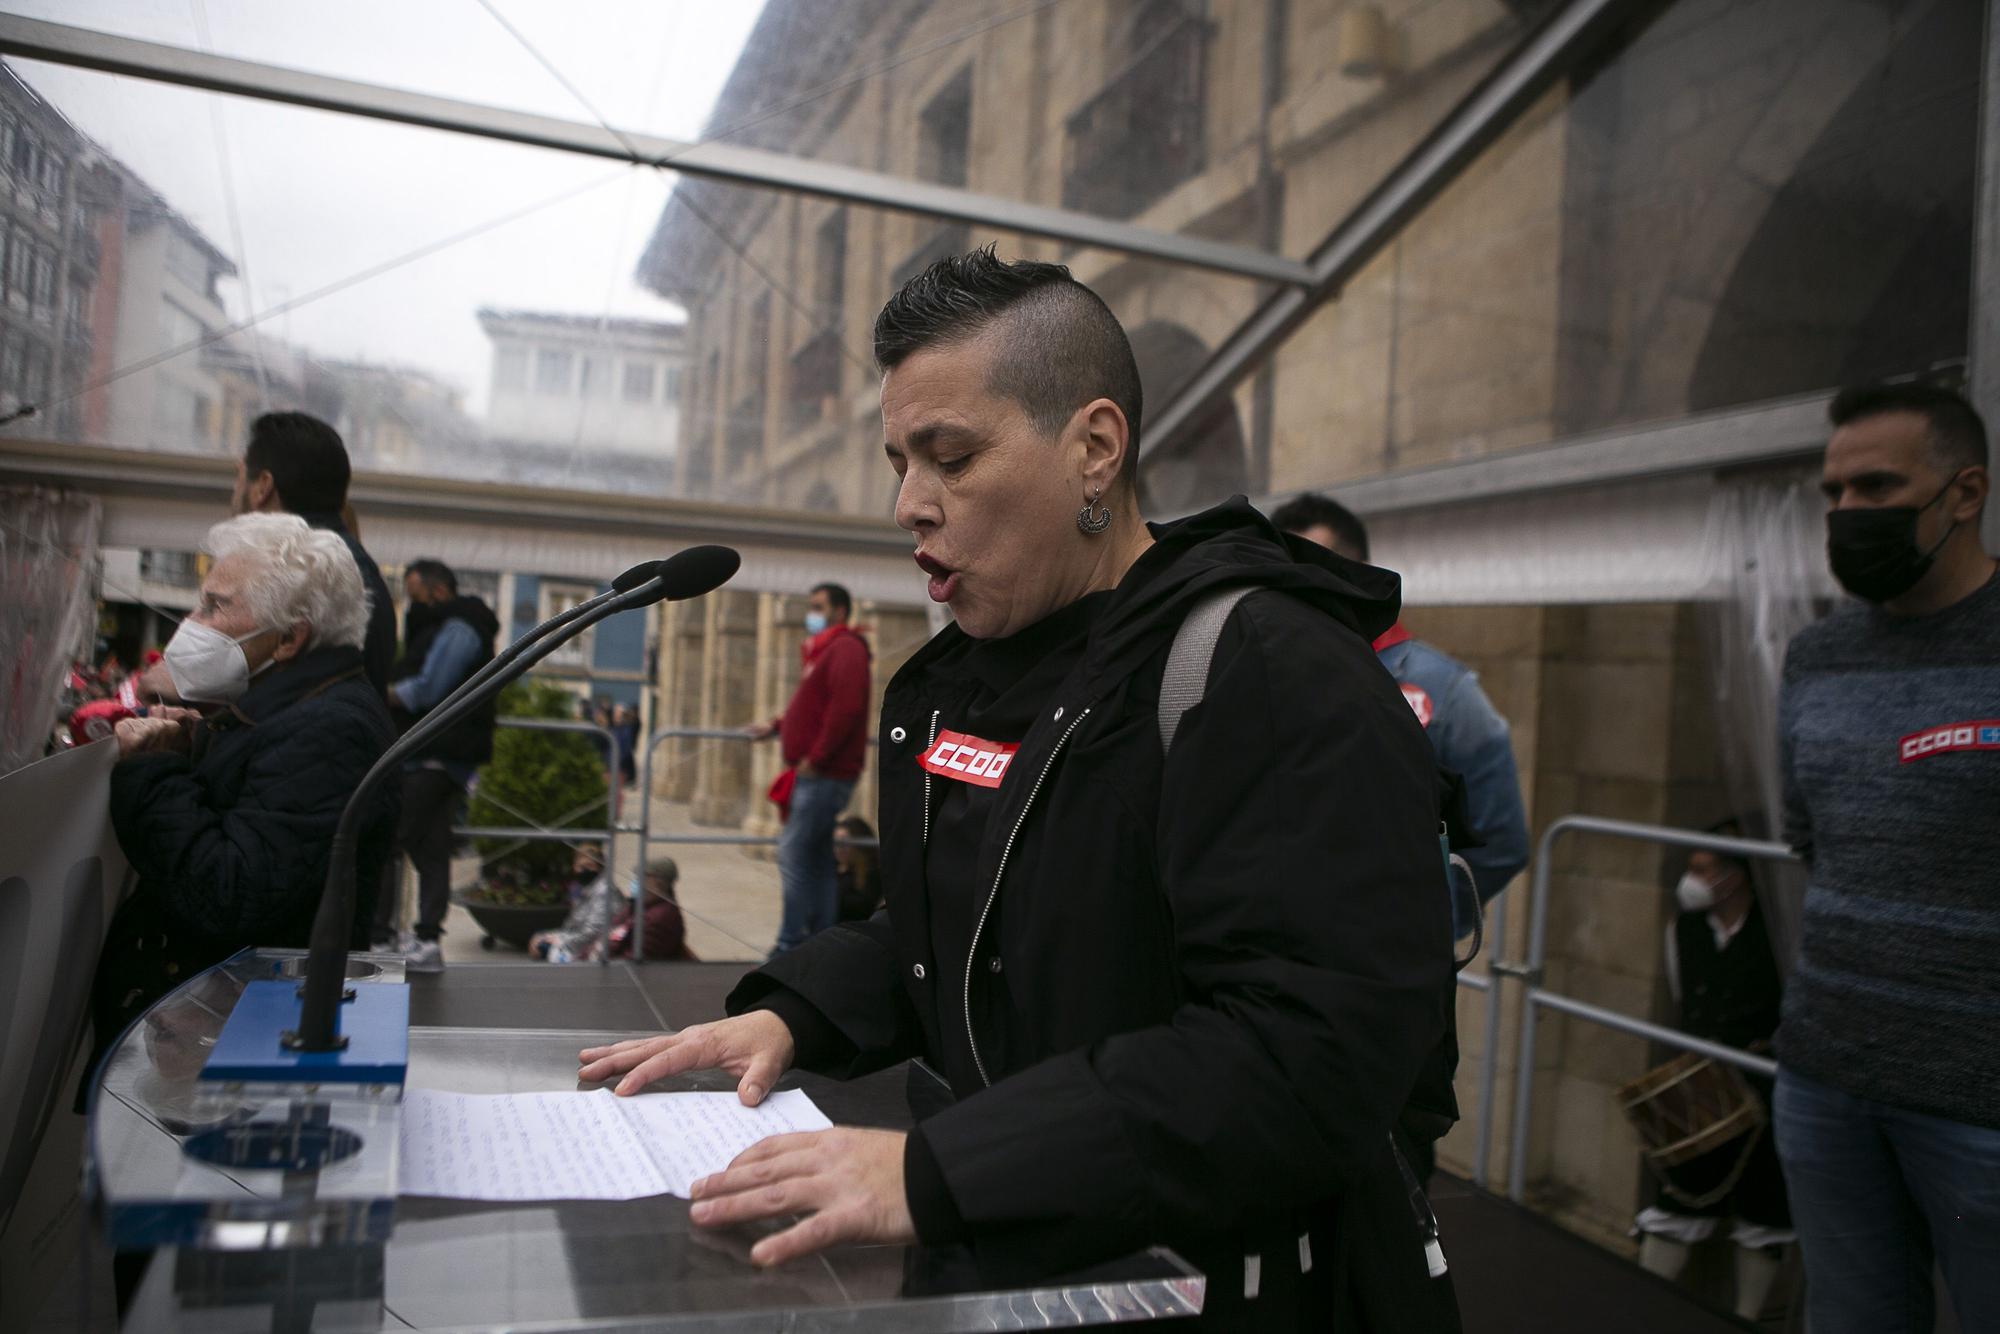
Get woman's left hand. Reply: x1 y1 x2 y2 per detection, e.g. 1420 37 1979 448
687 1127 915 1266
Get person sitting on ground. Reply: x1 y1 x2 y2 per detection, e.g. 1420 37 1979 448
1633 822 1792 1322
832 815 882 923
90 513 398 1068
604 856 696 962
529 844 619 963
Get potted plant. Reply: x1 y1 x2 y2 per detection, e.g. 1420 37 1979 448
459 680 609 950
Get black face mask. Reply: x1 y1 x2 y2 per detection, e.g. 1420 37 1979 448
1825 473 1963 603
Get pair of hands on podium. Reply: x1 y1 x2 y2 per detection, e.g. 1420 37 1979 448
578 1011 916 1266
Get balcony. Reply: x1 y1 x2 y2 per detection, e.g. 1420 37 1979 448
1061 15 1212 221
786 326 843 434
892 221 970 292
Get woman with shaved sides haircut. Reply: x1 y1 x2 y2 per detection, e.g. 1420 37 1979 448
583 248 1459 1331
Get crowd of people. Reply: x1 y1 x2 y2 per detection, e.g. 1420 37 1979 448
60 246 1993 1332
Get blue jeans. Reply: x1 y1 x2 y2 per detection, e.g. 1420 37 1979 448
772 773 854 955
1775 1068 2000 1333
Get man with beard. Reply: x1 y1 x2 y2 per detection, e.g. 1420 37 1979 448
369 559 499 970
1773 381 1998 1333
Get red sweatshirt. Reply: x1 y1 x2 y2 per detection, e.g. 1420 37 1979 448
777 624 872 782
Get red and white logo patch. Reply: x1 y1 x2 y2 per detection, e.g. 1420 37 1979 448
1400 683 1435 728
1899 719 2000 763
917 730 1019 788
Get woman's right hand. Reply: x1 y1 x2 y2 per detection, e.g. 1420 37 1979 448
579 1010 796 1104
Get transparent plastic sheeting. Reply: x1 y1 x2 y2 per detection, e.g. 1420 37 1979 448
0 486 99 775
0 49 1270 521
1694 472 1839 971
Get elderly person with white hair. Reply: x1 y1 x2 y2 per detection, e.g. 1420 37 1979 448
89 513 399 1051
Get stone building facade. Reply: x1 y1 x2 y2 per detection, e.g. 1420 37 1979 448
632 0 1986 1254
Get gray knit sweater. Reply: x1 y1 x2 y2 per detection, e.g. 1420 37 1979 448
1777 570 2000 1128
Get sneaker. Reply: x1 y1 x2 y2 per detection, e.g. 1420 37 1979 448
403 937 444 973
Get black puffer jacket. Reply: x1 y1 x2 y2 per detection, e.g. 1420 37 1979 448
731 500 1459 1330
91 645 399 1054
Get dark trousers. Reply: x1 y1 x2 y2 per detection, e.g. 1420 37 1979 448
371 767 464 943
1776 1067 2000 1333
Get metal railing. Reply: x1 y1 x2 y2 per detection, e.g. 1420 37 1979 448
1456 879 1508 1187
632 726 879 962
447 716 625 965
1495 815 1798 1203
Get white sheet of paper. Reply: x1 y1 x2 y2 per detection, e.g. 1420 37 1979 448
397 1087 833 1202
620 1089 834 1196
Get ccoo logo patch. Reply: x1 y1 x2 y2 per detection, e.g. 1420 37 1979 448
917 730 1019 788
1898 719 2000 763
1400 683 1435 728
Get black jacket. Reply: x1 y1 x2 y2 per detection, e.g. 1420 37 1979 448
391 594 500 767
91 645 399 1059
731 500 1459 1330
297 510 396 697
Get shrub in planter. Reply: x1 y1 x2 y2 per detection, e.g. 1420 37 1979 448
464 680 609 909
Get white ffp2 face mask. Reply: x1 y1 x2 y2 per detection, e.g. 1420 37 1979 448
162 619 272 703
1675 872 1718 913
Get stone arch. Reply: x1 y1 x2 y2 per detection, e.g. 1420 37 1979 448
1128 319 1246 515
1687 0 1979 406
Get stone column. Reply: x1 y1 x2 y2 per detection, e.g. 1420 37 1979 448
689 588 758 827
740 592 799 849
654 597 711 803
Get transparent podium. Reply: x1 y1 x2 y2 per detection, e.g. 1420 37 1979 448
88 950 1205 1331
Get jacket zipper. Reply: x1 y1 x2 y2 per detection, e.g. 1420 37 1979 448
964 705 1091 1087
920 710 940 847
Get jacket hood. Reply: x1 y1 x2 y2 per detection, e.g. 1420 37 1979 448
896 496 1400 695
1081 495 1401 689
437 593 500 642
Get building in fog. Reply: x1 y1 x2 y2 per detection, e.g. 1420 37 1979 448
0 61 240 457
0 62 106 442
298 355 478 476
96 163 234 455
476 308 684 493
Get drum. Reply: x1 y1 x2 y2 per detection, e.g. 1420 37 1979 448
1617 1053 1766 1208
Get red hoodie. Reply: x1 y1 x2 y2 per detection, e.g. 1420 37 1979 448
776 624 872 782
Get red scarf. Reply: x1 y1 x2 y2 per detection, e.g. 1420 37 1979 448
1372 623 1411 652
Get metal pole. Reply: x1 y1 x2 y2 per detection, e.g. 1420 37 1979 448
1532 991 1778 1079
0 15 1312 290
1472 886 1507 1188
1506 847 1554 1203
1971 0 2000 555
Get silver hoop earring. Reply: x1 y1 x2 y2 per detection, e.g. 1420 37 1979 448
1076 487 1112 535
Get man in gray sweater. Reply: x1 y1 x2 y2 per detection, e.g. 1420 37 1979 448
1775 381 1998 1334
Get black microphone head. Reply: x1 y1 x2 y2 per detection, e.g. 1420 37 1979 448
635 545 740 605
612 559 668 593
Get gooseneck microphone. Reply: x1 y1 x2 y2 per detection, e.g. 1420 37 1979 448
291 545 740 1051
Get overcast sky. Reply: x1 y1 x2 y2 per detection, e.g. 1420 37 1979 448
7 0 767 415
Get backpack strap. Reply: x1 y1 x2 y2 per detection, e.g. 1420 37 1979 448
1158 585 1257 756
